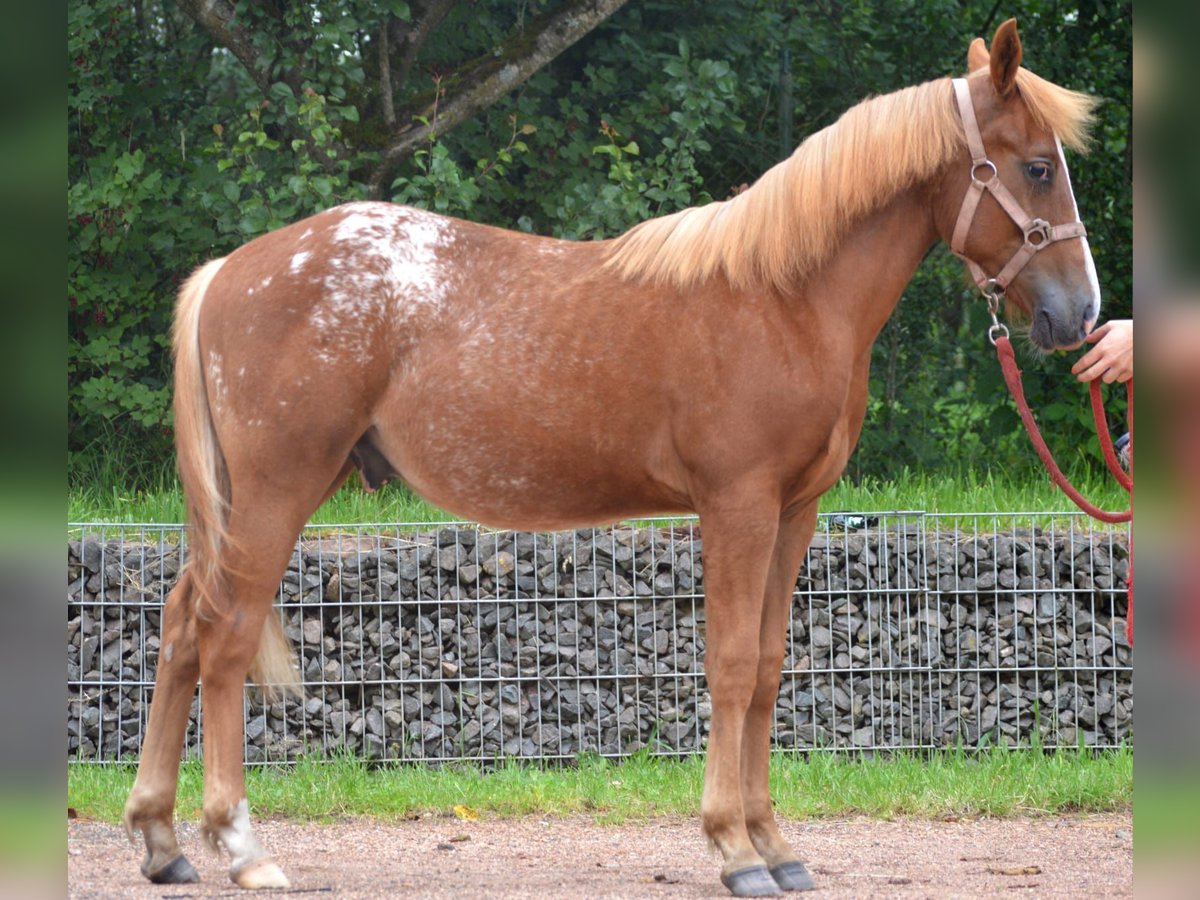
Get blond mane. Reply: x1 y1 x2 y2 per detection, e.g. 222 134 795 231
605 68 1097 293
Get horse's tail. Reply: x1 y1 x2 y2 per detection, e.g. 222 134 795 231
172 258 300 699
172 258 229 615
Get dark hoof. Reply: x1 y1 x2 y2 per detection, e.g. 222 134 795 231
770 861 816 892
145 853 200 885
722 865 783 897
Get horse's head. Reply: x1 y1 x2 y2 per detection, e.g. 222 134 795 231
937 19 1101 351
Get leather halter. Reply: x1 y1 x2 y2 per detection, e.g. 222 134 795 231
950 78 1087 298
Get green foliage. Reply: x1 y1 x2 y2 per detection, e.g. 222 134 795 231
201 88 356 238
388 111 538 216
67 0 1131 486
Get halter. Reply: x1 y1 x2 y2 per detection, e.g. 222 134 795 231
950 78 1088 343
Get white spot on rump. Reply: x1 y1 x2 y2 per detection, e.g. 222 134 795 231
289 251 311 275
207 351 228 409
308 202 457 358
164 643 173 663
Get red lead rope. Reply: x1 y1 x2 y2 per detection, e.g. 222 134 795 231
993 335 1134 644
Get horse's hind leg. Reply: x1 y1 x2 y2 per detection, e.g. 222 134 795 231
193 493 315 889
123 570 203 883
741 503 819 892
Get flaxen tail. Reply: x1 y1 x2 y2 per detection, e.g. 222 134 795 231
172 258 300 700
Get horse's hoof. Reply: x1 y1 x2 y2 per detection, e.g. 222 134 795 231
231 858 290 890
769 861 816 892
721 865 783 897
145 853 200 885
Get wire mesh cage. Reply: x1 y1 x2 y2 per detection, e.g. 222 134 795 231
67 512 1130 765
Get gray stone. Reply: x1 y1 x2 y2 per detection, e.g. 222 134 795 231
246 718 267 741
483 552 516 578
80 539 104 573
302 618 323 645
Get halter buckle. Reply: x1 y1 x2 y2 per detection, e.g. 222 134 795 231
1024 218 1053 249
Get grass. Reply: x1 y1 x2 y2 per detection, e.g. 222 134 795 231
69 745 1131 825
67 465 1130 525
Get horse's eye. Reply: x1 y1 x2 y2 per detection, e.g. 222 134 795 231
1027 161 1053 183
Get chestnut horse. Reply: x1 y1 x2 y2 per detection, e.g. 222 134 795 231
123 20 1100 897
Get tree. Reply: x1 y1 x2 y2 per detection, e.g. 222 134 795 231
68 0 1131 484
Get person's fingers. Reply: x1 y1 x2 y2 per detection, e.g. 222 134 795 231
1072 346 1106 375
1074 319 1132 382
1085 321 1114 344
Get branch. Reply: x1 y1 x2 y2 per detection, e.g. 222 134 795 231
379 20 395 128
390 0 459 94
176 0 276 96
367 0 631 198
976 0 1006 43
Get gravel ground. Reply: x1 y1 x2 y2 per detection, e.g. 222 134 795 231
68 812 1131 898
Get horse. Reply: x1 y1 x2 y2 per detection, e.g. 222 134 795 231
122 18 1101 897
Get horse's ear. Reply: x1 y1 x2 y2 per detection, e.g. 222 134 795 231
967 37 989 72
990 18 1022 96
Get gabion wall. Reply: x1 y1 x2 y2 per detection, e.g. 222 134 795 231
67 513 1131 764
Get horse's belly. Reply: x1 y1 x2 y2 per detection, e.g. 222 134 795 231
370 388 685 531
398 448 685 531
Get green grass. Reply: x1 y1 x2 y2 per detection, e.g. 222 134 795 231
67 465 1129 525
69 745 1131 825
819 466 1126 517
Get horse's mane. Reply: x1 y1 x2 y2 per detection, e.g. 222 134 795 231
605 67 1098 293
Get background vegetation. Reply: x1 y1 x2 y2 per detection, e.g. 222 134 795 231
67 0 1132 497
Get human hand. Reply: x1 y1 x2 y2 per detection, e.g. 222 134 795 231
1071 319 1133 383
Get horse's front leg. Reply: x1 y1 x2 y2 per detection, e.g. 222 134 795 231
740 503 819 892
699 497 785 897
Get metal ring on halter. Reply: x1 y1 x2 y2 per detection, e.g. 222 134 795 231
980 277 1003 301
988 322 1010 345
971 160 998 185
1024 218 1053 249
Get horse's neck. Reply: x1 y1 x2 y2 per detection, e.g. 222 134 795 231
803 186 940 353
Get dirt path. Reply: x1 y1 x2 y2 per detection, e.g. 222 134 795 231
69 812 1131 898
